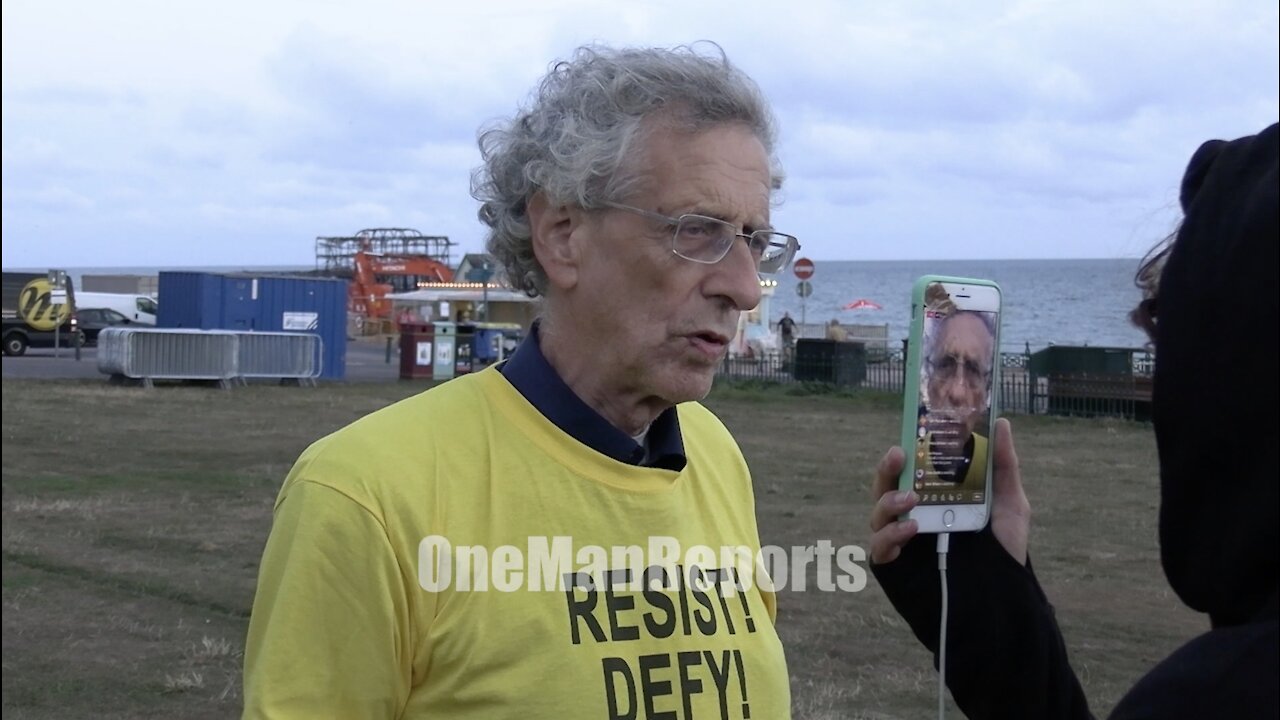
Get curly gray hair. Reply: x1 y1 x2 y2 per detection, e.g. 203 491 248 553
470 43 784 297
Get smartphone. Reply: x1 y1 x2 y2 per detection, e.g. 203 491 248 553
898 276 1002 533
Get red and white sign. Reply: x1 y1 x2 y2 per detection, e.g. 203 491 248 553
793 257 815 280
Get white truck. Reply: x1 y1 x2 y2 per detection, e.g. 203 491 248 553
75 292 158 325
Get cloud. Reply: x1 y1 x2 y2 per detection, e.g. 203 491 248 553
4 185 96 212
0 0 1276 268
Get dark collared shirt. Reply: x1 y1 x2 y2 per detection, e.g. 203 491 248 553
499 323 687 471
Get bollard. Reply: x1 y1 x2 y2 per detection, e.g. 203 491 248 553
386 335 393 364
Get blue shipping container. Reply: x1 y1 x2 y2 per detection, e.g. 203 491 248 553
157 271 222 329
158 271 348 379
254 276 347 379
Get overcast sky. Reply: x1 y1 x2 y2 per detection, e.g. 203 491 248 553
3 0 1276 269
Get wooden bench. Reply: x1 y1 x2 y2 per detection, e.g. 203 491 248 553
1043 373 1153 419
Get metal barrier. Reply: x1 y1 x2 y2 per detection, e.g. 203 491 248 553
98 327 238 388
95 327 131 376
97 328 322 388
235 332 322 385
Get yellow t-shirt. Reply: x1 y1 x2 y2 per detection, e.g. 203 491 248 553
243 366 791 719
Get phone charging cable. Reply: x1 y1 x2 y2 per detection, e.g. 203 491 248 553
937 532 951 720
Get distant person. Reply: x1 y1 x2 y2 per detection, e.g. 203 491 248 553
917 307 996 489
868 123 1278 718
778 311 796 350
825 318 847 341
243 43 799 718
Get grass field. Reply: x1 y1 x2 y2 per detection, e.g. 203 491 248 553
1 378 1203 719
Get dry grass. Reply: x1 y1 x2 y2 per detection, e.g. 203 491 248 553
1 378 1202 718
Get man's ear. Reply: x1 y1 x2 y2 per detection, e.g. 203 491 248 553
528 191 581 290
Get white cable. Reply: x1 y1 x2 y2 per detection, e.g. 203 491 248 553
937 532 951 720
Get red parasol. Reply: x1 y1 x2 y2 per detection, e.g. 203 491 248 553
842 299 883 311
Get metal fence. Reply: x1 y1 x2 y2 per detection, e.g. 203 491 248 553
97 328 322 388
98 328 239 388
717 345 1155 420
236 332 323 385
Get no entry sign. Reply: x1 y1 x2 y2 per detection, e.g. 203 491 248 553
793 257 815 280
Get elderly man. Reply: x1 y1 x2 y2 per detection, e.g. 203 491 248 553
243 44 798 719
917 310 996 491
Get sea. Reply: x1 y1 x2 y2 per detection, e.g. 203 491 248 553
9 259 1151 353
768 259 1151 353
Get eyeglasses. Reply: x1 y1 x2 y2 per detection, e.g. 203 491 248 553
928 354 992 390
602 201 800 275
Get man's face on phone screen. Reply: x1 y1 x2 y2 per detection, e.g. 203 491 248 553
926 312 994 446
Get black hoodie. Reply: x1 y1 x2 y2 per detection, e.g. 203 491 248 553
871 123 1279 719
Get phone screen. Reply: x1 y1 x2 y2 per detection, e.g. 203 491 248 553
912 283 999 506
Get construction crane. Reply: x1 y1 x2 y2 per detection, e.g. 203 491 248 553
349 249 454 325
315 228 457 333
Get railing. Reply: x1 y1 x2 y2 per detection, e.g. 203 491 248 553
98 328 239 388
718 345 1155 420
1031 373 1153 420
236 332 323 385
97 328 322 388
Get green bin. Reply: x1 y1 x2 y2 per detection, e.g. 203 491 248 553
1028 346 1134 376
794 340 867 386
432 322 456 381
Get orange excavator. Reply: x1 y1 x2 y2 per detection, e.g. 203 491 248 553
349 249 454 326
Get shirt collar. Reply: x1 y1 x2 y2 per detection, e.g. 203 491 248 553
499 322 686 471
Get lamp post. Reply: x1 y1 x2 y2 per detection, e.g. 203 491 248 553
465 262 495 322
48 269 68 359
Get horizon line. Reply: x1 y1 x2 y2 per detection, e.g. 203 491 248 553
4 256 1148 271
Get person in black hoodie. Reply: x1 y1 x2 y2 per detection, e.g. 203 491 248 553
867 123 1279 719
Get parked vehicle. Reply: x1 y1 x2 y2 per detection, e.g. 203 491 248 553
75 308 136 345
2 271 79 356
75 292 157 325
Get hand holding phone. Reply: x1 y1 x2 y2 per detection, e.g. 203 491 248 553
898 276 1002 534
871 418 1030 566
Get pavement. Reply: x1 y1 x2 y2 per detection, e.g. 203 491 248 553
343 338 403 382
2 338 410 384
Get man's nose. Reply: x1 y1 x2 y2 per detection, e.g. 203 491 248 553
944 374 970 405
706 238 763 311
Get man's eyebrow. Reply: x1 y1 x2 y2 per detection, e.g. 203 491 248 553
684 206 773 233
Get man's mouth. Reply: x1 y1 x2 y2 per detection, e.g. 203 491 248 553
687 331 730 359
